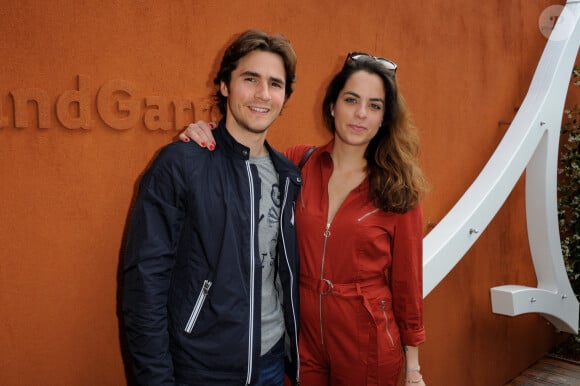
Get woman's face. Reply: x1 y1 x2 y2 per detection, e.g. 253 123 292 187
331 70 385 149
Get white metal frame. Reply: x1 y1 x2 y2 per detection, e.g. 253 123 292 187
422 1 580 334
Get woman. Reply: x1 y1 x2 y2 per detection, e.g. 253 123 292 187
181 52 427 385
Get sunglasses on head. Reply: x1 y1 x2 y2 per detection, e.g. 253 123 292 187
345 52 397 73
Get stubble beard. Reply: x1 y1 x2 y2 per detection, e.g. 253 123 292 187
230 113 275 136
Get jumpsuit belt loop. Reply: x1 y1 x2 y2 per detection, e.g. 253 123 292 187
355 282 363 297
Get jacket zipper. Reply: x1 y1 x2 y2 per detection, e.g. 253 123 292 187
280 178 301 384
381 300 396 347
184 280 212 333
245 161 256 385
319 222 331 345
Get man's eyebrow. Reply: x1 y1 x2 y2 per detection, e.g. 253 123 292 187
240 70 285 85
344 90 385 104
240 70 260 78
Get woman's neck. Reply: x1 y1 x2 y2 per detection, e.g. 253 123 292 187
330 140 368 172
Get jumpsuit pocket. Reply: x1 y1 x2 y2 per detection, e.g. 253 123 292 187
380 300 396 348
184 280 212 334
358 296 401 366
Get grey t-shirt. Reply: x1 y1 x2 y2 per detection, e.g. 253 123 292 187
250 154 285 355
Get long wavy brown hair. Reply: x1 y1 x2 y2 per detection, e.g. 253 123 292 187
322 55 428 213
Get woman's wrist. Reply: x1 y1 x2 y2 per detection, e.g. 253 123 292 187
405 374 423 384
405 365 423 383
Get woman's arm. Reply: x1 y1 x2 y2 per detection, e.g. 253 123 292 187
178 121 317 168
404 345 425 384
391 205 427 384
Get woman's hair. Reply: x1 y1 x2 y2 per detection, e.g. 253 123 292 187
214 29 297 115
322 56 428 213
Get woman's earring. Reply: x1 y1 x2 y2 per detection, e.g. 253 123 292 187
331 110 335 117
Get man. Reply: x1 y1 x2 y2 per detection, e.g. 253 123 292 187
122 30 301 386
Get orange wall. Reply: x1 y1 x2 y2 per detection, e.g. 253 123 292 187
0 1 567 385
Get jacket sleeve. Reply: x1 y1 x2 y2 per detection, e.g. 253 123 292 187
390 204 426 347
122 144 188 385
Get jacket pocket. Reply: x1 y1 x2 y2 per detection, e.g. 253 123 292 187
184 280 212 334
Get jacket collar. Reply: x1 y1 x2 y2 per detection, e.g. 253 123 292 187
264 141 302 184
214 118 302 184
214 119 252 160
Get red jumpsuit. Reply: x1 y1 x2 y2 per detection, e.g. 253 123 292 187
286 142 426 386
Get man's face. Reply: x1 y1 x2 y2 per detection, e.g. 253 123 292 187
221 50 287 136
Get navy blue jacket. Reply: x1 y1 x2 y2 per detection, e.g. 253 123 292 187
122 123 301 385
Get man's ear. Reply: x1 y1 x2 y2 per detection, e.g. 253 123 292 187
220 81 229 97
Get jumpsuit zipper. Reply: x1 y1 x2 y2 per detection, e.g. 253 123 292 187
245 161 256 385
358 208 379 222
319 222 331 345
381 300 396 347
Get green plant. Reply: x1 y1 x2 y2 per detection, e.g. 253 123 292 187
558 65 580 300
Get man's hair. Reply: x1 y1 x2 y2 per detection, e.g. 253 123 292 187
214 29 297 115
